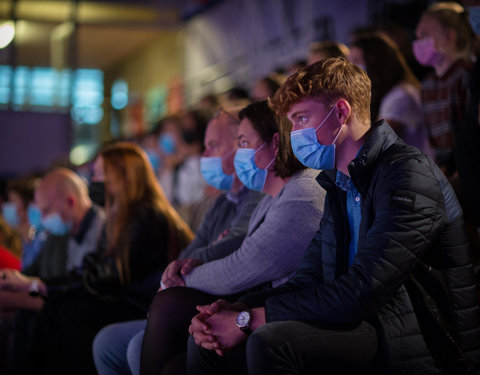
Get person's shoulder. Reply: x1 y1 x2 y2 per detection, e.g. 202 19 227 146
92 204 106 221
444 58 473 81
284 168 319 187
133 201 167 224
455 58 474 71
211 191 229 205
378 141 435 180
244 188 265 200
280 169 325 202
240 189 266 207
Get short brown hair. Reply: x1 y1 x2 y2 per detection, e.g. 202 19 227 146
270 57 372 123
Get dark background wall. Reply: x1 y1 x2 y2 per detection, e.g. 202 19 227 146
0 111 71 178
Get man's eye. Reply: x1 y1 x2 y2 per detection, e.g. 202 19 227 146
298 116 308 125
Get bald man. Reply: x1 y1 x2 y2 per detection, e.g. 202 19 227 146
23 168 105 278
0 168 105 307
0 169 106 375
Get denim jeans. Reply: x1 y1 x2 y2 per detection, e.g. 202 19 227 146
93 319 146 375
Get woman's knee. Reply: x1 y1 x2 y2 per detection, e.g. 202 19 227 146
126 330 144 375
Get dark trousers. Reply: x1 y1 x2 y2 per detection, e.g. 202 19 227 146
140 287 218 375
14 290 148 375
187 320 378 375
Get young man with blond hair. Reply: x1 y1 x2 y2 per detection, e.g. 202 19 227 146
188 58 480 374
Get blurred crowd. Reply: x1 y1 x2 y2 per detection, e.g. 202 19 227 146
0 1 479 374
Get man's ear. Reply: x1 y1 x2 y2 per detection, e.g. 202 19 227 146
336 99 351 125
66 194 75 209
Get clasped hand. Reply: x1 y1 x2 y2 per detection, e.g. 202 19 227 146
0 269 39 293
160 258 202 290
189 299 248 356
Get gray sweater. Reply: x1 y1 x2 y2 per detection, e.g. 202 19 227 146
183 168 325 295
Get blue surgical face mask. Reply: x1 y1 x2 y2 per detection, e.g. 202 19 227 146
290 105 343 170
27 204 43 230
2 202 19 227
468 6 480 35
234 143 275 192
159 134 176 155
200 151 235 191
41 213 72 236
145 149 160 172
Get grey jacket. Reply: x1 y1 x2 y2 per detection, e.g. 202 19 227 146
179 188 265 263
184 168 326 295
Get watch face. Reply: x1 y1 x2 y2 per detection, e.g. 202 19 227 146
236 311 251 328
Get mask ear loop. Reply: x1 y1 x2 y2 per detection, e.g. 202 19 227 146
222 148 236 159
314 105 337 132
331 124 344 145
264 155 276 171
221 148 237 177
254 142 267 152
255 141 276 171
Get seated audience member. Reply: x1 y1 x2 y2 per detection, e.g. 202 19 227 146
349 31 432 155
88 155 106 208
286 59 307 76
307 40 350 65
0 246 20 271
0 214 21 264
250 76 281 102
0 215 22 261
226 86 251 108
156 115 183 200
156 111 210 231
3 176 46 269
139 100 325 375
195 93 221 123
188 58 480 375
92 106 264 375
24 168 105 279
140 132 162 177
176 110 213 230
0 168 105 374
0 143 194 375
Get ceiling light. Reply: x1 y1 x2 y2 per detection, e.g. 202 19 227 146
0 21 15 49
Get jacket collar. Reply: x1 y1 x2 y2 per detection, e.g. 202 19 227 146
317 120 400 196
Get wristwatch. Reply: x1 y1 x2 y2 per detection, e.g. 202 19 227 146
28 280 40 297
235 310 252 334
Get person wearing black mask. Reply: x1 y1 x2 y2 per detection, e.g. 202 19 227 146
89 155 106 207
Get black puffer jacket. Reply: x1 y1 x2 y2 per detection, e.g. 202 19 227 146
244 121 480 374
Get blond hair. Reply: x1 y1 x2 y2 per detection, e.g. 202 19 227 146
423 2 476 54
